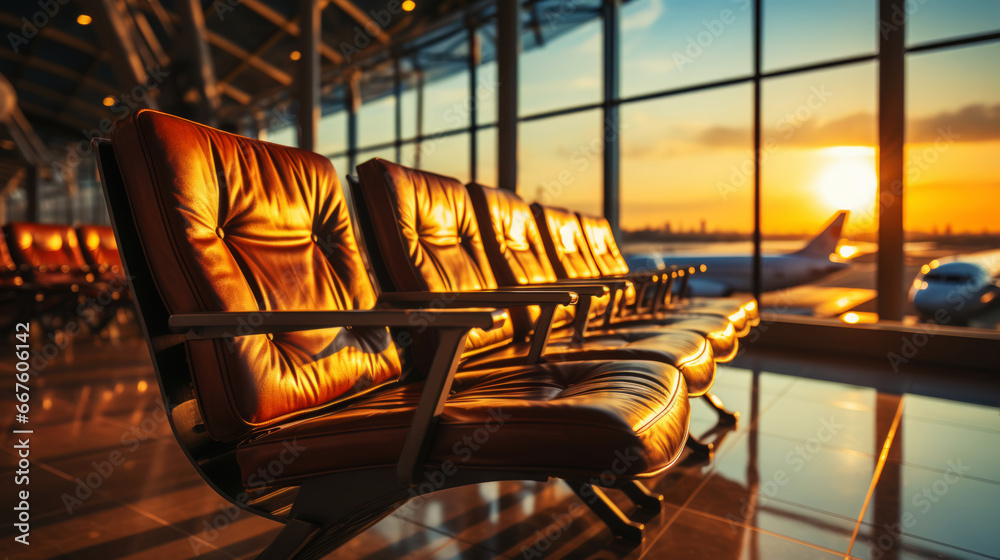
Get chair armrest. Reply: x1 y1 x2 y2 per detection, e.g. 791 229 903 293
506 282 609 298
377 289 578 365
378 289 578 308
167 308 507 340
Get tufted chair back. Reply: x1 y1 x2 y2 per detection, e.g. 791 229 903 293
578 214 630 276
110 110 402 441
530 204 602 280
77 225 125 281
466 182 559 286
355 159 517 356
466 182 578 330
3 222 91 287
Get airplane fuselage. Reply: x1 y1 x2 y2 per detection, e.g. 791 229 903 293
660 255 849 293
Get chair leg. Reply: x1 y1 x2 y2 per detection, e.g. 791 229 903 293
685 433 714 461
256 519 323 560
566 481 645 543
704 392 739 426
621 480 663 513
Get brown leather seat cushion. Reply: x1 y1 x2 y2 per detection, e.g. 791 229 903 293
236 360 690 484
461 329 716 397
671 297 757 335
594 314 738 363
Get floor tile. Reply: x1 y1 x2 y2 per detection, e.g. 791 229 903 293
857 462 1000 558
641 509 845 559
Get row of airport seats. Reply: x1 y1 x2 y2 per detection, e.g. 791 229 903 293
1 222 129 333
94 110 759 560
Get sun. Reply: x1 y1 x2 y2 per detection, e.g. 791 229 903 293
813 146 876 212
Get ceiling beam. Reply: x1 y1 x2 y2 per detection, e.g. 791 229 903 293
0 49 118 97
178 0 222 125
237 0 344 64
328 0 390 45
219 83 251 105
206 33 292 86
15 80 110 120
82 0 159 109
19 102 94 135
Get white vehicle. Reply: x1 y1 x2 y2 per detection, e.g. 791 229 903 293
910 250 1000 325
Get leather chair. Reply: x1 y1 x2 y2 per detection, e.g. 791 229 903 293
534 204 759 337
466 182 742 362
94 110 694 558
352 159 721 436
77 224 127 284
576 212 760 334
3 222 94 290
462 182 742 429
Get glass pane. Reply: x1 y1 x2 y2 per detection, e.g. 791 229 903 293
330 156 350 182
358 90 395 149
409 133 470 183
905 43 1000 329
422 69 471 135
266 126 297 147
907 0 1000 46
763 0 876 72
762 62 878 320
475 126 498 187
317 111 347 156
519 2 602 116
620 84 753 285
476 22 499 126
356 146 396 167
400 57 419 140
519 110 601 216
621 0 753 99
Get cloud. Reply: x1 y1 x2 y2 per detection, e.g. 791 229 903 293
909 104 1000 143
623 103 1000 161
622 0 664 32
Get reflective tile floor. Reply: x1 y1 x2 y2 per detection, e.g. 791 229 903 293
1 324 999 559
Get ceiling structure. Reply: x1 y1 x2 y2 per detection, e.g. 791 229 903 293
0 0 602 222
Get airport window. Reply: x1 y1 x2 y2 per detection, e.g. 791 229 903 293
620 0 753 99
419 43 471 136
476 126 499 186
906 0 1000 46
266 125 297 148
417 132 472 183
620 84 754 287
317 108 347 157
518 0 603 116
476 24 499 127
903 42 1000 328
399 63 420 140
357 78 396 148
762 0 877 72
519 109 603 216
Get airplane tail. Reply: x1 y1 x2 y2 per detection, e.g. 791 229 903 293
791 211 849 258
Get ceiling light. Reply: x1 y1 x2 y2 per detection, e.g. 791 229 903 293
77 14 92 25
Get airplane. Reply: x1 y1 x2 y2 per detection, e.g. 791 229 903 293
909 250 1000 325
625 211 853 296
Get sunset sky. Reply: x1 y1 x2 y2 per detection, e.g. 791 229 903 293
299 0 1000 238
